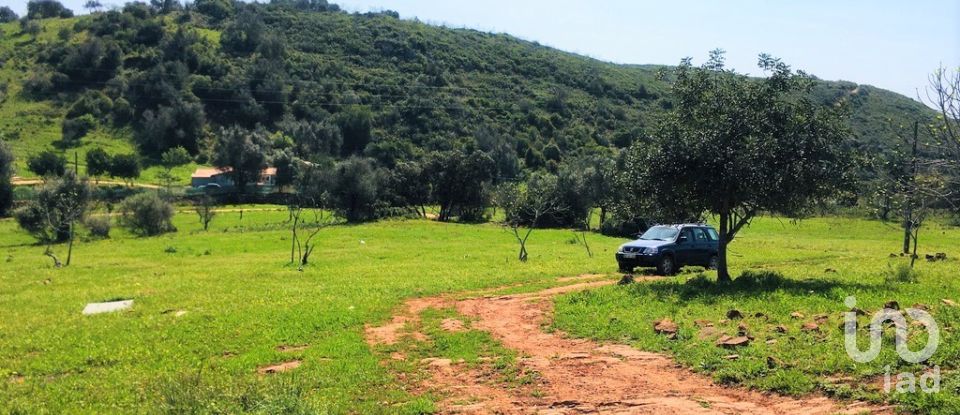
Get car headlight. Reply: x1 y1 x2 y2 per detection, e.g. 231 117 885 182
643 247 658 254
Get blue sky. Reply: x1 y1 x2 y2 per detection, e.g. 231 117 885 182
5 0 958 99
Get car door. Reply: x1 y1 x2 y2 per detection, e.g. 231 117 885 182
674 228 695 265
690 227 709 265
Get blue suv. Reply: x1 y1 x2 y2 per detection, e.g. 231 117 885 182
616 224 720 275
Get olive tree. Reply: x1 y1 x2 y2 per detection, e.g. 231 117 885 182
14 171 91 266
493 173 566 262
629 51 853 282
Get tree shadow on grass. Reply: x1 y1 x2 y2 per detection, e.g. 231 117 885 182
635 270 883 305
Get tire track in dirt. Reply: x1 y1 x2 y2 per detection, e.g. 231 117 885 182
367 278 893 414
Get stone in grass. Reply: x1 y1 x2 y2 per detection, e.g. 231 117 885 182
790 311 805 319
716 335 750 348
801 322 820 332
653 319 679 340
726 309 744 320
82 300 133 315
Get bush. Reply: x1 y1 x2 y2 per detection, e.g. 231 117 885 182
61 114 97 143
108 153 141 183
85 215 111 238
27 151 66 177
600 213 649 238
118 192 175 236
885 262 919 284
85 147 111 178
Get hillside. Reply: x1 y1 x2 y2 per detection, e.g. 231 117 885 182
0 1 938 183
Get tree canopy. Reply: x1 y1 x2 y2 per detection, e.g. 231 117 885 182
624 51 854 282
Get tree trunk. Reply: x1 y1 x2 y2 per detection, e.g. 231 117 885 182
65 221 75 266
902 212 912 255
903 120 920 255
717 211 732 283
910 228 919 268
599 207 606 231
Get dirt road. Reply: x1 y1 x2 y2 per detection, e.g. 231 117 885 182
367 278 891 415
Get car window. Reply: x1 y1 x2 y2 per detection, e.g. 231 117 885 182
639 226 679 241
704 228 719 241
691 228 707 241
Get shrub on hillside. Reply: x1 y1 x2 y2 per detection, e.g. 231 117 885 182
118 193 175 236
27 151 66 177
61 114 97 143
85 215 111 238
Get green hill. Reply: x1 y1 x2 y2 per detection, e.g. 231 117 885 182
0 1 938 183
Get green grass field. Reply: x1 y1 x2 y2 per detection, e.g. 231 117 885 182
552 217 960 414
1 206 959 413
0 208 617 413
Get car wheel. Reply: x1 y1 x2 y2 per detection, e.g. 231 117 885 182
707 255 719 270
656 255 676 276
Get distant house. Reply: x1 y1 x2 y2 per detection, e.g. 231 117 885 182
191 167 277 189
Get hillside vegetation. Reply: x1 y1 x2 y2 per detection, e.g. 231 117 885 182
0 0 937 182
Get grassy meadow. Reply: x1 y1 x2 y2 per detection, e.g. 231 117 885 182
0 207 618 413
1 205 959 413
552 217 960 414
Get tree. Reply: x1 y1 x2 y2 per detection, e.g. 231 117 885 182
28 151 66 177
475 127 520 182
220 9 265 54
493 173 566 262
194 194 216 231
320 157 383 222
14 171 91 266
286 196 334 270
0 141 13 217
85 147 111 182
118 192 175 236
83 1 103 12
158 146 191 190
924 65 959 164
212 126 268 194
0 6 19 22
386 161 430 217
923 65 960 212
136 101 205 156
338 105 373 156
108 154 141 185
61 115 97 144
425 150 496 222
26 0 73 19
195 0 233 22
630 51 853 282
882 121 953 267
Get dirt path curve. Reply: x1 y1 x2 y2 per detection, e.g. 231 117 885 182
368 278 892 415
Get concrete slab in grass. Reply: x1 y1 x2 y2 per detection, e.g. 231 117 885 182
83 300 134 315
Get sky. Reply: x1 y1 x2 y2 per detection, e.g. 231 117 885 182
4 0 958 100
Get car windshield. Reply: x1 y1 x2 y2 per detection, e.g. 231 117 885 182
638 226 679 241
